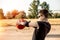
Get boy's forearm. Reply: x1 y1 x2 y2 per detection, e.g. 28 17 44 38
24 21 30 27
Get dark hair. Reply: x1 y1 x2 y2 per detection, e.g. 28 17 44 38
39 9 49 18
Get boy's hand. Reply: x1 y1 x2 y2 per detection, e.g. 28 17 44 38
16 19 26 29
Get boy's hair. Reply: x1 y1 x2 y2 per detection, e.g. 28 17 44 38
39 9 49 18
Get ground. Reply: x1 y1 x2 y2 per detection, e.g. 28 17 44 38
0 19 60 40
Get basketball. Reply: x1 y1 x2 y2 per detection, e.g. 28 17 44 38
16 19 26 29
16 24 25 29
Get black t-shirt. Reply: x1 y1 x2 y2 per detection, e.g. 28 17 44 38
32 21 51 40
25 21 51 40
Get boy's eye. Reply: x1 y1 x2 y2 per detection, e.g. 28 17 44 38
40 15 43 16
38 15 43 18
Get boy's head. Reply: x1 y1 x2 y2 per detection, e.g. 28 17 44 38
38 9 49 18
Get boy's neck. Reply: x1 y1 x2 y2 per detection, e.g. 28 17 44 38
38 17 48 22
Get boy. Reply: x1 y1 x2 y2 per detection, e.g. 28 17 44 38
17 9 51 40
25 9 51 40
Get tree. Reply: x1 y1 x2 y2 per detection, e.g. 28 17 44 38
40 1 49 10
53 13 60 18
11 10 18 18
5 11 13 19
15 11 26 19
0 8 5 19
40 1 52 18
28 0 40 18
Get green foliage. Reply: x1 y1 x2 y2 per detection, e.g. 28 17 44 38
28 0 40 19
48 13 53 18
40 1 53 18
53 13 60 18
40 1 49 10
27 13 36 19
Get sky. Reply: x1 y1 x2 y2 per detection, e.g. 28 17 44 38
0 0 60 15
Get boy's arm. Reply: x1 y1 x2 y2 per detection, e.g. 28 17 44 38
24 21 30 27
29 21 39 28
16 20 39 28
25 21 39 28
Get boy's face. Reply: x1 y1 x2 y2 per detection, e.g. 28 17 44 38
38 13 45 20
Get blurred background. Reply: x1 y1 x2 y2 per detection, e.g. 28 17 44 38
0 0 60 40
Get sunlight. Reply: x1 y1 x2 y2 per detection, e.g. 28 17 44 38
0 0 32 15
0 27 5 32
